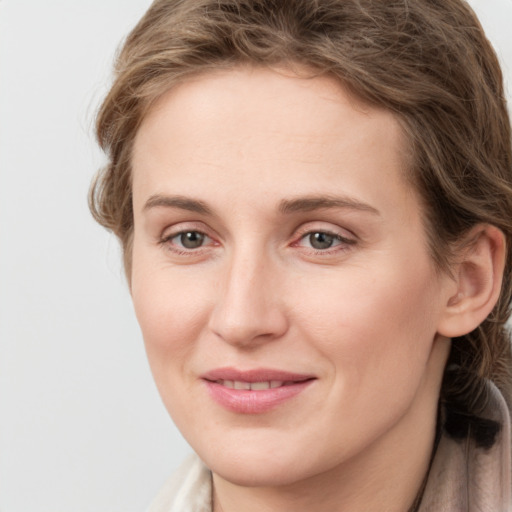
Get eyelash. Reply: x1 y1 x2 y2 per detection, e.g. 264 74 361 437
292 229 356 255
159 229 215 255
158 227 357 257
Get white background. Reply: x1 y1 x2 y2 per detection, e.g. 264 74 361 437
0 1 511 510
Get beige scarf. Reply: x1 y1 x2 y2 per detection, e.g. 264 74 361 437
147 380 511 512
418 380 511 511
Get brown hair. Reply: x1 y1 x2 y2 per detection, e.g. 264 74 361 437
90 0 512 425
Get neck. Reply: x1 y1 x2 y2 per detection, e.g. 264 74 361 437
212 338 449 512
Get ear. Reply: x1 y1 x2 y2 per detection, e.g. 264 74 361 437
437 224 506 338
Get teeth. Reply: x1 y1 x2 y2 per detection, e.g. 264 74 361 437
234 381 251 390
220 380 285 390
250 381 271 390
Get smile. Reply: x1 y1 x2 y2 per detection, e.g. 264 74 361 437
201 368 316 414
214 380 295 390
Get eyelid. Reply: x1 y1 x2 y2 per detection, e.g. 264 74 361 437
160 220 213 239
296 232 355 249
166 231 213 247
159 222 219 253
292 222 356 242
290 223 358 255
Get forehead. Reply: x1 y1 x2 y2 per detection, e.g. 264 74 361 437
135 66 405 153
131 66 416 218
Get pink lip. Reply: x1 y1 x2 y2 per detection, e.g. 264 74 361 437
201 367 316 414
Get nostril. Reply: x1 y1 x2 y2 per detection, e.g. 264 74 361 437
208 307 289 347
207 263 289 345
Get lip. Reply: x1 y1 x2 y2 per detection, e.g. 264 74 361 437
201 367 316 414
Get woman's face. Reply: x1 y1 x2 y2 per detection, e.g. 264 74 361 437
131 67 453 487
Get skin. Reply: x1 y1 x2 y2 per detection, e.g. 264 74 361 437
130 67 459 511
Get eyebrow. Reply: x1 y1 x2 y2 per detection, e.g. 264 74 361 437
143 193 380 217
143 194 212 215
278 195 380 215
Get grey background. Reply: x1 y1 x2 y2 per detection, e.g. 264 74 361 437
0 0 511 510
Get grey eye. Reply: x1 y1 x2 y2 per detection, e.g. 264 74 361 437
308 232 336 250
179 231 206 249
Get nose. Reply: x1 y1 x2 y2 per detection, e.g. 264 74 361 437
208 250 289 348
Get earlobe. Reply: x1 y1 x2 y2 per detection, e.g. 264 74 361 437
437 225 506 338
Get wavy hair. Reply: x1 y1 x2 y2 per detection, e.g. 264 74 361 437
90 0 512 427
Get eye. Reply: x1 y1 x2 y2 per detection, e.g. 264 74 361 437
306 232 339 250
296 230 356 252
163 230 213 250
176 231 207 249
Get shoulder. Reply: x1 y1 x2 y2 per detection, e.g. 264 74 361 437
146 454 212 512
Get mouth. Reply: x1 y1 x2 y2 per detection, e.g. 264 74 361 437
200 368 316 414
210 379 304 390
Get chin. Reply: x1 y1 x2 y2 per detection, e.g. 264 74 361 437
193 433 334 488
208 456 310 488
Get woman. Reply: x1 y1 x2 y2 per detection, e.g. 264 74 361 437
90 0 512 510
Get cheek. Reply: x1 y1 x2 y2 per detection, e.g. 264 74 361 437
282 260 444 453
130 254 214 380
290 257 443 382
